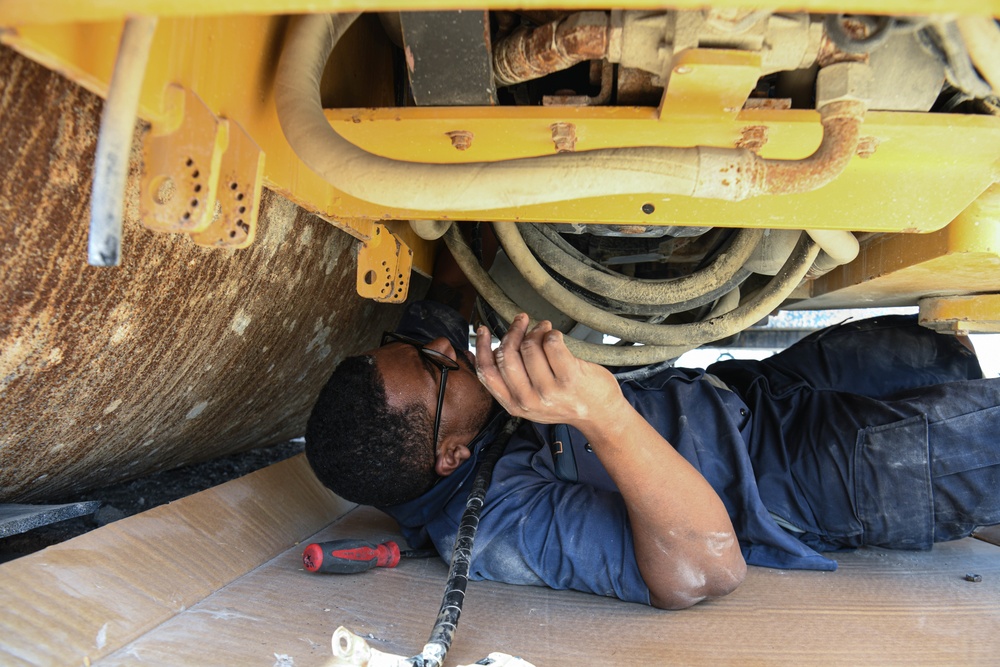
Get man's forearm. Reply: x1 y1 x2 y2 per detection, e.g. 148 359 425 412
574 400 746 609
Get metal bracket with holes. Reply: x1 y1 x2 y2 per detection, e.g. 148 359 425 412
140 86 226 235
355 222 413 303
140 85 264 248
190 119 265 249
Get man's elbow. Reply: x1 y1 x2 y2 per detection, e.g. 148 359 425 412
649 557 747 610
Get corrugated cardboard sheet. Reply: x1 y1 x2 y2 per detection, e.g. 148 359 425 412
2 454 998 666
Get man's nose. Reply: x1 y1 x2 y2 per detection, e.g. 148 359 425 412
424 336 458 361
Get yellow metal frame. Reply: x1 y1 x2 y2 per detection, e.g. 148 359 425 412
140 86 228 236
920 295 1000 334
4 17 998 237
799 185 1000 331
356 222 414 303
2 2 999 309
1 0 998 24
0 15 427 258
324 106 1000 232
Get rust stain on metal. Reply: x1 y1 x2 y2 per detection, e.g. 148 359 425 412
856 135 880 158
550 122 577 153
818 18 871 68
0 46 409 502
445 129 474 151
743 98 792 111
493 11 609 87
736 125 769 154
404 44 415 73
609 225 649 235
758 100 865 195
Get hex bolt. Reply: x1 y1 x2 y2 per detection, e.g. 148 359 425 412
964 573 983 583
856 136 880 159
446 130 474 151
737 126 769 154
550 122 577 153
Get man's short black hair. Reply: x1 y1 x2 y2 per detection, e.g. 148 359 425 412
305 355 439 506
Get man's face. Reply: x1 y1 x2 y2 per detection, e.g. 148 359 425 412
372 336 495 469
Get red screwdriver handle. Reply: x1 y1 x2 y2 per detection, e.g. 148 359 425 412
302 539 401 574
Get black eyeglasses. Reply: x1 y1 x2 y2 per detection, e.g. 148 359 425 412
380 332 461 456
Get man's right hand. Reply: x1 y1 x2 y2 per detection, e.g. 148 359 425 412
474 313 624 430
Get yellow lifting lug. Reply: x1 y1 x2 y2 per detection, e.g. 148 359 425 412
355 221 413 303
140 85 227 237
190 118 265 249
919 294 1000 335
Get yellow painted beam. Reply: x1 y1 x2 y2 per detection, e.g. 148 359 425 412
4 15 999 236
919 294 1000 334
800 184 1000 310
2 8 999 277
1 1 998 25
323 105 1000 232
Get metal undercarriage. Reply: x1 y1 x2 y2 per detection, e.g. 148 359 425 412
0 2 998 500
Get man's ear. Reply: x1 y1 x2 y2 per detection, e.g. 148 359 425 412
435 439 471 477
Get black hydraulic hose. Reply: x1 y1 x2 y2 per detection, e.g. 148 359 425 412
493 221 819 347
612 358 676 382
530 223 622 277
411 416 522 667
444 225 691 365
523 223 765 306
542 257 751 319
522 230 754 318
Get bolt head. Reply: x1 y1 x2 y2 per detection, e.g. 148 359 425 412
445 130 474 151
816 62 873 108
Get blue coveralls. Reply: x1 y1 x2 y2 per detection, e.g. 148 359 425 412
384 302 1000 605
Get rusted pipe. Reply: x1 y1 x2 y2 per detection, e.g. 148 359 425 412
493 12 610 87
755 100 867 195
688 100 866 200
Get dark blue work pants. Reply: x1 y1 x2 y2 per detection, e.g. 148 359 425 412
709 315 1000 550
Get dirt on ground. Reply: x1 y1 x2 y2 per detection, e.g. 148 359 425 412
0 439 305 564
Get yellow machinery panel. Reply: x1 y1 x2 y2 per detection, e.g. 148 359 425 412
1 1 998 316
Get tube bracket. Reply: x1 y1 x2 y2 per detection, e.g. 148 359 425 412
355 222 413 303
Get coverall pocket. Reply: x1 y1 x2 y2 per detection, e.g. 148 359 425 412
854 414 934 550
